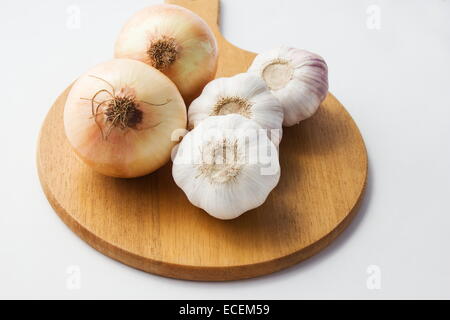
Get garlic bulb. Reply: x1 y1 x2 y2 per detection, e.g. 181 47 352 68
64 59 187 178
248 46 328 126
114 4 218 103
188 73 283 144
172 114 281 220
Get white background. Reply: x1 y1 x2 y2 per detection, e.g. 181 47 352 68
0 0 449 299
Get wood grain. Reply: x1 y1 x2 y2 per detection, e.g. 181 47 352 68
36 0 368 281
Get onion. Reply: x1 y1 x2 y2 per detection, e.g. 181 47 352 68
114 4 218 104
64 59 187 178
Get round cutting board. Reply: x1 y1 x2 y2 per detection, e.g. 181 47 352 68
37 0 368 281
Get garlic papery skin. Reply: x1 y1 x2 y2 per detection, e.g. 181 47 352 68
188 73 283 144
64 59 187 178
114 4 218 104
248 46 328 127
172 114 281 220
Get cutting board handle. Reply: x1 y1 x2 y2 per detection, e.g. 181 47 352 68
166 0 220 31
166 0 256 77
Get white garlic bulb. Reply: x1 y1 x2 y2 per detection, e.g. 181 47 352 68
172 114 281 220
188 73 283 142
248 46 328 127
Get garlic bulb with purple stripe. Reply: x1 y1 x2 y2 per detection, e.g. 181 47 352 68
248 46 328 126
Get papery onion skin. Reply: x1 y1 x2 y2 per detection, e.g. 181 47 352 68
114 4 218 104
64 59 187 178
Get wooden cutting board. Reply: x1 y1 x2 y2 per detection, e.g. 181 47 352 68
36 0 368 281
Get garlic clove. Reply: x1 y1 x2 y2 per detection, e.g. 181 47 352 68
248 46 328 127
172 114 281 220
187 73 283 144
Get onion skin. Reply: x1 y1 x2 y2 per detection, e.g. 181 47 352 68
114 4 218 104
64 59 187 178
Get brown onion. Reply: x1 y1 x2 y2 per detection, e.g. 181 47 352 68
64 59 187 178
114 4 218 104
